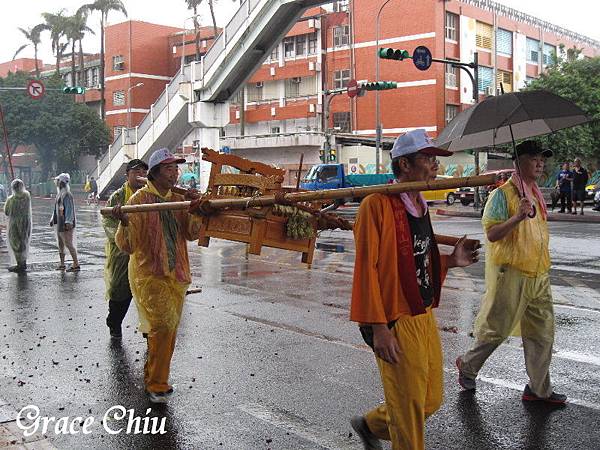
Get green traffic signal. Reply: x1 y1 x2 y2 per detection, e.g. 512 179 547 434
63 86 85 94
328 149 337 162
360 81 398 91
378 48 410 60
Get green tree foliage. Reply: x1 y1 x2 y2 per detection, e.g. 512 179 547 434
0 72 110 179
525 56 600 164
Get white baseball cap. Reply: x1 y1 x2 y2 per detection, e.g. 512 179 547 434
391 129 452 159
148 148 186 171
54 173 70 184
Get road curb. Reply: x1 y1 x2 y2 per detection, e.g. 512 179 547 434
436 208 600 223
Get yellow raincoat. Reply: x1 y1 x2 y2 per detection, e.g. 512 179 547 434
115 181 203 333
103 182 134 302
476 178 551 339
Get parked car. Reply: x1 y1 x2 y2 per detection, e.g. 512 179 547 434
422 175 457 205
457 169 514 206
593 186 600 211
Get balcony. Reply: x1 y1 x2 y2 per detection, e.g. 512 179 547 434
221 131 324 150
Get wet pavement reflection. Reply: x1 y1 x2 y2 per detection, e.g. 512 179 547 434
0 198 599 449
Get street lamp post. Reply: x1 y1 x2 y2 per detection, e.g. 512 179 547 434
127 82 144 142
375 0 393 174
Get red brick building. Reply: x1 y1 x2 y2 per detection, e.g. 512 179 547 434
2 1 599 180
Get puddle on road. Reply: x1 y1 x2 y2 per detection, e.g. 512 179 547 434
315 243 345 253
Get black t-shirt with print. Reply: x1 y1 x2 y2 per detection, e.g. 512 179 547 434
407 211 434 307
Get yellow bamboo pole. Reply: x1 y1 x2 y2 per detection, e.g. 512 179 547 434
100 174 496 215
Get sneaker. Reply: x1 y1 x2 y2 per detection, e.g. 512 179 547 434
350 416 382 450
456 357 476 391
147 391 170 404
521 385 567 405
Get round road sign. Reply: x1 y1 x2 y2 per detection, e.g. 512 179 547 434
27 79 45 99
347 79 359 98
412 46 432 71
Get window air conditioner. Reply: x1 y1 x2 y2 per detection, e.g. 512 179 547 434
292 77 301 84
256 82 264 88
485 86 495 96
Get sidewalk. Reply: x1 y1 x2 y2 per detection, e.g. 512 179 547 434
435 204 600 223
0 399 56 449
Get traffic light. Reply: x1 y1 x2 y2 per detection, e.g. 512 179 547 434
63 86 85 94
360 81 398 91
328 148 337 162
319 149 326 162
378 48 410 60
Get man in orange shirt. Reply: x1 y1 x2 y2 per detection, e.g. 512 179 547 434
350 129 478 450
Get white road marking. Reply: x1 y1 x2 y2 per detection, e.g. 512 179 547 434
237 403 361 450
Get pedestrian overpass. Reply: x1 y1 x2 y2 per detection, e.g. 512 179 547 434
95 0 328 197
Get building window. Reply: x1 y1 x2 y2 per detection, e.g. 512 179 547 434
475 21 493 50
247 82 263 102
112 55 125 71
445 62 458 87
477 66 494 92
271 126 281 134
307 32 318 55
496 70 513 93
333 112 351 132
333 25 350 48
333 0 349 12
543 43 556 65
445 12 458 41
526 38 539 63
285 77 301 98
113 126 126 137
270 44 279 61
283 37 295 58
333 69 351 89
445 104 459 123
295 35 307 56
113 90 125 106
496 28 513 56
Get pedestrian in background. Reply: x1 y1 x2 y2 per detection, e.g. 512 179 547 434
90 177 99 205
556 161 573 213
50 173 80 272
572 157 588 215
349 129 478 450
112 148 202 403
4 179 32 272
456 140 567 405
103 159 148 340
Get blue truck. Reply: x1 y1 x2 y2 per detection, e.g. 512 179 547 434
300 164 394 191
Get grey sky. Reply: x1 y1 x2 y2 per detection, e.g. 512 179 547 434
1 0 599 64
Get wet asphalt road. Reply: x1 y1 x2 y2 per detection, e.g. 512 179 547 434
0 198 599 449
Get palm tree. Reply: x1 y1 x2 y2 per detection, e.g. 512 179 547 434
13 24 49 78
185 0 203 61
65 11 94 87
207 0 218 40
81 0 128 120
42 10 70 77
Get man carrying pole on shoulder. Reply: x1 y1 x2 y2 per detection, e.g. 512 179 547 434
111 148 203 403
350 129 479 450
456 140 567 405
102 159 148 340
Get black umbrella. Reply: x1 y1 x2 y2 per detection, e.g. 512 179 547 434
435 90 589 151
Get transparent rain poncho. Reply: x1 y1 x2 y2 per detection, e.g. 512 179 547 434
115 182 203 333
50 182 78 253
4 179 32 267
475 179 552 339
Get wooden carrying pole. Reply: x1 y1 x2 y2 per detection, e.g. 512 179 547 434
100 173 496 215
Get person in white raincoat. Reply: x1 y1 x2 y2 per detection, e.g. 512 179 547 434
4 179 32 272
49 173 80 272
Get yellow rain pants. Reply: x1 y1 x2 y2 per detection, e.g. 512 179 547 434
460 264 555 398
364 308 443 450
